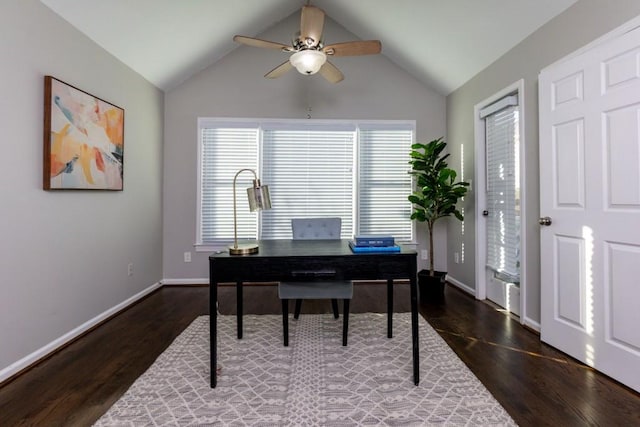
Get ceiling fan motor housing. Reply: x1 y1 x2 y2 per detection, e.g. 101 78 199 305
289 49 327 75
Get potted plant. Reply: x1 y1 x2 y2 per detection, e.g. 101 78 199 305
408 137 469 301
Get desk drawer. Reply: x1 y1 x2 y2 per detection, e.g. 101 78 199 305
340 256 415 280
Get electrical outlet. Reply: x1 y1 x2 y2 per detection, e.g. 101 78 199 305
454 252 460 264
127 263 134 276
421 250 428 260
184 251 192 263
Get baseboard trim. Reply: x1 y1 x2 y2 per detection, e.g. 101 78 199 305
523 317 541 333
0 282 162 384
447 275 542 332
160 278 407 286
445 275 476 296
161 278 209 285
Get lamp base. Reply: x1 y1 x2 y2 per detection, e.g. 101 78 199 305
229 243 259 255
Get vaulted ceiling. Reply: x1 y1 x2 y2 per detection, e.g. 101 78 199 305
40 0 577 94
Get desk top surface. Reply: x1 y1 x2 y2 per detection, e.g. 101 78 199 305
210 239 416 259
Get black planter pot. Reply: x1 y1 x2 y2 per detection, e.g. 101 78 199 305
418 270 447 303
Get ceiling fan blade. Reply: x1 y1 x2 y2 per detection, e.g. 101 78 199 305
318 61 344 84
300 5 325 47
233 35 292 51
323 40 382 57
265 60 294 79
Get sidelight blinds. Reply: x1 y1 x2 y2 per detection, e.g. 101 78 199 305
481 96 521 283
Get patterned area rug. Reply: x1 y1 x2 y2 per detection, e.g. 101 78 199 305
95 313 516 426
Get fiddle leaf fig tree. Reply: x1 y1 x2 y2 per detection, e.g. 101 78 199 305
408 137 469 276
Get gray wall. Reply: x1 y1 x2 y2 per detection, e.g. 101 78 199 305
0 1 164 376
445 0 640 325
10 0 628 379
163 13 446 281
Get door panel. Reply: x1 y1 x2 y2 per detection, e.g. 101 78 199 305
555 235 586 329
602 46 640 92
606 243 640 351
487 276 520 315
551 71 583 109
553 119 585 208
539 25 640 392
605 105 640 207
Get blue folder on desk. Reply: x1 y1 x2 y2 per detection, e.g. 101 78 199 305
348 241 401 253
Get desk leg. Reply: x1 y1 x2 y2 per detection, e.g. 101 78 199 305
236 281 243 339
387 279 393 338
410 275 420 385
282 299 289 347
210 275 218 388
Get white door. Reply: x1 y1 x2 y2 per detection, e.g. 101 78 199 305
539 25 640 392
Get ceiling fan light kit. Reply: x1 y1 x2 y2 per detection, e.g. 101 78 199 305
233 5 381 83
289 50 327 75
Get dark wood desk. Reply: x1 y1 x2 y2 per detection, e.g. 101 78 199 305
209 239 418 387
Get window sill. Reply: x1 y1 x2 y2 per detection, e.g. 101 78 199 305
195 243 229 253
196 241 418 253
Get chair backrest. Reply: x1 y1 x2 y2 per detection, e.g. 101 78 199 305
291 217 342 240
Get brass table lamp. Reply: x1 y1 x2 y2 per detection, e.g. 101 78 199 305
229 168 271 255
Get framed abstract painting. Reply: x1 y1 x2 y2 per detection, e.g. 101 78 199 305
43 76 125 190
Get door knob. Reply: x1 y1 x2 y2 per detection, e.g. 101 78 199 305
538 216 552 226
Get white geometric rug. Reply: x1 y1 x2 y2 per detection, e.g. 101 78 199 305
95 313 516 426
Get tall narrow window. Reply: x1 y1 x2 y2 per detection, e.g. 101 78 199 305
199 125 259 244
359 125 413 241
481 96 520 283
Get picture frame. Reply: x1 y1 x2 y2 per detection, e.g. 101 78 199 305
43 76 125 190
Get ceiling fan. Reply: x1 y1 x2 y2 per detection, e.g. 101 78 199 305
233 4 382 83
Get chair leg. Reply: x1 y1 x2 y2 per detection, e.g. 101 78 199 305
342 299 350 346
282 299 289 347
294 299 302 320
331 299 339 319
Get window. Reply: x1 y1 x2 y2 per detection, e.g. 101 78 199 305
197 118 414 248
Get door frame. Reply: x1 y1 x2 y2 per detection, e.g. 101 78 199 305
474 79 527 324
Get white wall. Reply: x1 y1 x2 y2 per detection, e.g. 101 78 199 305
163 13 446 281
0 1 164 379
445 0 640 325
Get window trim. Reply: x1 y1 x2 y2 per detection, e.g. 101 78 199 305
473 79 527 321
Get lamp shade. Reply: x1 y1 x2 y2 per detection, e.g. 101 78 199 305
289 50 327 75
247 181 271 211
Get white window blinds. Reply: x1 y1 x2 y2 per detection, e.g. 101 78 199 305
199 126 259 243
261 126 355 239
359 126 413 241
482 97 520 282
197 119 415 246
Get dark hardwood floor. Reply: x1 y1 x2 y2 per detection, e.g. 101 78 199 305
0 284 638 426
420 287 640 426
